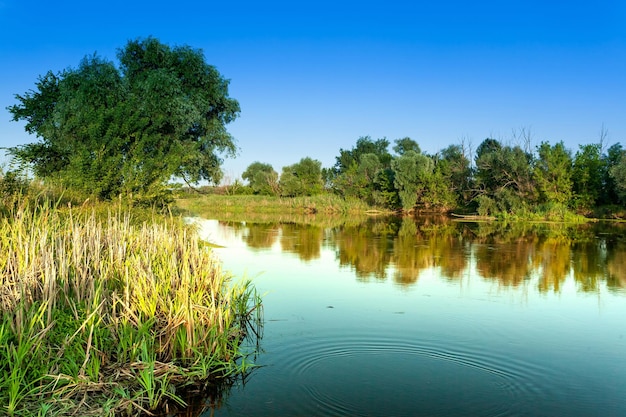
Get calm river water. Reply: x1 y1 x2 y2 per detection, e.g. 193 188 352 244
191 216 626 417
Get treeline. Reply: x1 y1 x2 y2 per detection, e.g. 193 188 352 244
236 135 626 219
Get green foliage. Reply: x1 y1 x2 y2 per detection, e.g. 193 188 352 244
0 169 30 213
535 202 586 223
534 141 573 205
332 154 382 201
474 138 536 214
176 193 376 219
8 37 239 202
0 201 262 415
329 137 402 208
609 149 626 203
436 144 472 206
603 143 623 205
371 167 400 208
391 150 433 210
0 303 49 416
332 136 392 176
572 143 603 210
476 195 496 217
392 137 421 155
279 157 324 197
242 162 279 195
332 152 403 209
426 161 458 210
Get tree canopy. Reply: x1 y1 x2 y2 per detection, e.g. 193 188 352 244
609 148 626 203
534 141 573 205
242 162 279 195
279 157 324 197
8 37 240 201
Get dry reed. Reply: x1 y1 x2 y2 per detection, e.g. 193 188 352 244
0 201 262 416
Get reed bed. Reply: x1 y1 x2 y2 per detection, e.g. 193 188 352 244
175 193 378 217
0 203 262 416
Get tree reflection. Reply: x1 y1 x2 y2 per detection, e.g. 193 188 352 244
474 241 534 287
333 220 394 281
392 218 431 285
535 237 572 293
437 237 469 281
391 217 469 285
242 223 280 249
571 240 607 292
223 216 626 293
607 240 626 290
280 223 323 261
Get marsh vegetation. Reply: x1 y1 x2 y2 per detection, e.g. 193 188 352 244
0 198 261 416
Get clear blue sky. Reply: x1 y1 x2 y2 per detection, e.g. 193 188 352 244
1 0 625 181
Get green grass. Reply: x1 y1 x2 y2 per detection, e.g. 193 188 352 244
174 193 392 230
0 200 262 416
176 193 384 216
490 203 590 223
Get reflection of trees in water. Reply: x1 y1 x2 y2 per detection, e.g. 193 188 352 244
227 217 626 293
280 223 323 261
571 240 607 292
393 218 424 285
418 220 470 281
328 218 624 291
474 240 535 287
392 217 469 285
536 237 572 293
333 221 394 281
467 222 538 287
219 220 246 234
437 238 469 281
607 240 626 290
242 223 280 249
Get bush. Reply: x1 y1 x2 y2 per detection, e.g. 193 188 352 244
0 170 30 213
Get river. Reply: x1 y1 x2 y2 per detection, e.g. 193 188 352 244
190 216 626 417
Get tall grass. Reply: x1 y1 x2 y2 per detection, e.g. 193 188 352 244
0 201 262 416
175 193 379 217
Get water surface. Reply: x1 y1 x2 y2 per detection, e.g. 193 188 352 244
193 217 626 417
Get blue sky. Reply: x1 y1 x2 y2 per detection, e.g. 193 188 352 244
1 0 625 181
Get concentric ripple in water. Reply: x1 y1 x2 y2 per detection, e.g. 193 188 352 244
259 330 564 417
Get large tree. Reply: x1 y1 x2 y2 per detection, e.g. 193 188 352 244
436 144 472 206
392 137 421 156
474 138 536 214
7 37 240 200
391 150 434 211
602 143 623 205
332 136 392 176
330 136 393 204
533 141 573 206
332 153 382 202
609 148 626 203
279 157 324 197
572 143 604 210
242 162 279 195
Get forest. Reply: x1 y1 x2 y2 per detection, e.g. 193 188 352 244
239 134 626 219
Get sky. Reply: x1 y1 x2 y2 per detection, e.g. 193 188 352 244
1 0 625 182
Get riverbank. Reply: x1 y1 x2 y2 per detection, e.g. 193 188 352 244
175 193 612 225
0 200 262 416
175 193 390 217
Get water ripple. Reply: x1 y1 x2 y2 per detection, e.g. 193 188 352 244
268 332 563 417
